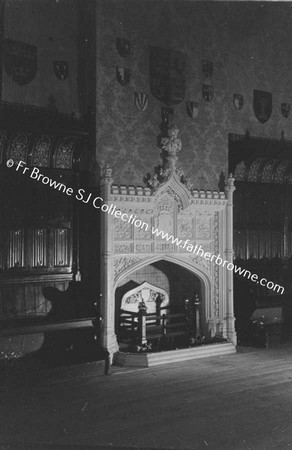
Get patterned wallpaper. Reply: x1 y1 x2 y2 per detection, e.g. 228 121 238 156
95 0 292 190
2 0 80 114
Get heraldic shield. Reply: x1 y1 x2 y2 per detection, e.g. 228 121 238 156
202 60 213 78
233 94 243 110
116 67 131 86
186 101 199 119
281 103 290 119
134 92 148 111
116 38 131 58
4 39 37 85
53 61 68 80
202 84 214 102
253 90 272 123
149 46 186 106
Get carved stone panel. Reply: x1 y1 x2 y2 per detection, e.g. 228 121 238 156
114 217 133 240
177 214 194 239
31 135 52 168
196 214 212 240
187 242 212 274
134 216 153 240
155 242 175 253
114 256 142 279
120 282 169 315
155 194 175 235
135 243 153 253
7 133 30 164
114 243 133 254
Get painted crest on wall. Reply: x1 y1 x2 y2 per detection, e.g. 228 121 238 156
53 61 68 80
149 46 186 106
281 103 290 119
233 94 244 110
4 39 37 85
202 60 213 78
253 90 272 123
202 84 214 102
186 101 199 119
134 92 148 111
116 38 131 57
116 67 131 86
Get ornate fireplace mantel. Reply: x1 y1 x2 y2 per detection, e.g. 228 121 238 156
99 125 236 357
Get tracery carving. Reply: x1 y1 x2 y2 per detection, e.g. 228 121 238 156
54 137 74 169
234 161 246 181
32 135 52 167
114 217 133 240
196 216 211 240
178 215 193 239
247 158 264 182
8 133 30 163
135 243 153 253
261 160 276 183
188 253 211 273
114 256 142 278
114 243 133 254
274 161 289 183
155 195 175 235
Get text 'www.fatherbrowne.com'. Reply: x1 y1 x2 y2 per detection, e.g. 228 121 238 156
151 227 284 295
8 159 284 294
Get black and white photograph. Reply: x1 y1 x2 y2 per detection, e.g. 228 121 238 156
0 0 292 448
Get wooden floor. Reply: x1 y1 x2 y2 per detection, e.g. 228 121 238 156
1 345 292 449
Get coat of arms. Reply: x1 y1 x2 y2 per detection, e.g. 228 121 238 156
116 67 131 86
116 38 131 58
186 101 199 119
202 84 214 102
233 94 244 110
149 46 186 106
281 103 290 119
134 92 148 111
4 39 37 85
253 90 272 123
202 60 213 78
53 61 68 80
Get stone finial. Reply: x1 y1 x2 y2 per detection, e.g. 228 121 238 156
101 163 113 186
225 173 236 197
161 124 182 173
161 124 182 156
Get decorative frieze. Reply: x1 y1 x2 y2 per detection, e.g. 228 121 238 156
135 243 153 253
114 243 133 254
213 211 220 317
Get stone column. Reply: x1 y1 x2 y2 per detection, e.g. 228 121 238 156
225 174 237 345
100 164 119 359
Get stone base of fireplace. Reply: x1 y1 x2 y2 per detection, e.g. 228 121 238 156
113 342 236 367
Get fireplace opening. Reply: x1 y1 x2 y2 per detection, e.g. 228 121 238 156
115 260 209 352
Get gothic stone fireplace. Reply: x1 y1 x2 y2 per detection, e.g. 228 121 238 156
99 126 236 363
